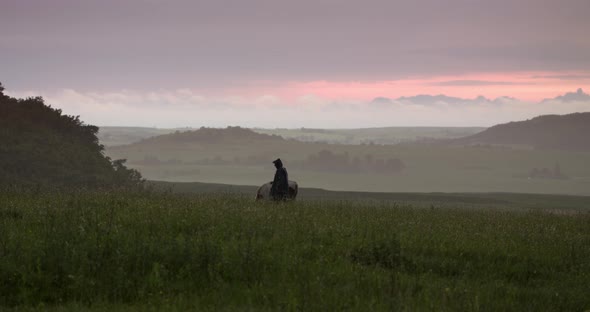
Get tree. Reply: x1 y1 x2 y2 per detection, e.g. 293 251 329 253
0 82 143 190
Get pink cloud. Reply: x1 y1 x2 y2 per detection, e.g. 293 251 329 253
214 71 590 103
8 83 590 128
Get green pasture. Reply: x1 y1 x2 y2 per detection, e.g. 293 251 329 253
1 190 589 311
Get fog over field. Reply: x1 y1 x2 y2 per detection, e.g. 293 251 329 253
100 113 590 196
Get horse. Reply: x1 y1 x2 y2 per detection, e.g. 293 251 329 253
255 180 298 201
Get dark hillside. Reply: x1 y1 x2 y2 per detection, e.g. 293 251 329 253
0 83 142 189
452 112 590 151
131 126 286 146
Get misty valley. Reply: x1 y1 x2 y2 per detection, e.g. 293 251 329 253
102 115 590 196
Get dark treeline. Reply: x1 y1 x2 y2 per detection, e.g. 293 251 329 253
138 148 406 175
291 150 405 174
528 163 568 180
0 83 143 189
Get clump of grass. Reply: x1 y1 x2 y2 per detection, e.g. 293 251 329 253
350 237 401 270
0 191 589 311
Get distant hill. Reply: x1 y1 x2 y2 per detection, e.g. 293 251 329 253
128 126 287 146
252 126 484 145
451 112 590 151
98 127 177 146
106 126 294 167
99 125 484 147
107 127 409 178
0 83 143 189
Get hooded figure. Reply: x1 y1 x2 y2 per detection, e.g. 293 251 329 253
270 158 289 201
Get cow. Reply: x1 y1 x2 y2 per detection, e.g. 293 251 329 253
256 180 298 201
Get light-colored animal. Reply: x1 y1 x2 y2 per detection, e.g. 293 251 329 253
256 180 298 201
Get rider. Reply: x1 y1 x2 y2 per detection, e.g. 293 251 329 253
270 158 289 201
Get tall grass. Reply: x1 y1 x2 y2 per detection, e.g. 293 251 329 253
1 191 589 311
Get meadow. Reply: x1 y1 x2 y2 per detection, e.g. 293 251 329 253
1 189 589 311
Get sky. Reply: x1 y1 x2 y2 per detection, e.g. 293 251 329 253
2 0 590 128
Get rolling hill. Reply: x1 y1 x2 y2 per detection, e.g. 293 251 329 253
451 112 590 151
98 125 484 147
97 127 177 146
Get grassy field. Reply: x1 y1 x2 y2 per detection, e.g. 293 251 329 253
1 188 589 311
150 180 590 209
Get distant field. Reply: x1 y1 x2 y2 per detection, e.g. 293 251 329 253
102 126 590 196
149 180 590 210
253 127 485 145
98 126 484 146
108 141 590 196
98 127 178 146
2 190 589 310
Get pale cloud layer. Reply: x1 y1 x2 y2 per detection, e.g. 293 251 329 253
1 0 589 91
8 89 590 128
2 0 589 125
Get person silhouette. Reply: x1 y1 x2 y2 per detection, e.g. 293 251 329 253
270 158 289 201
